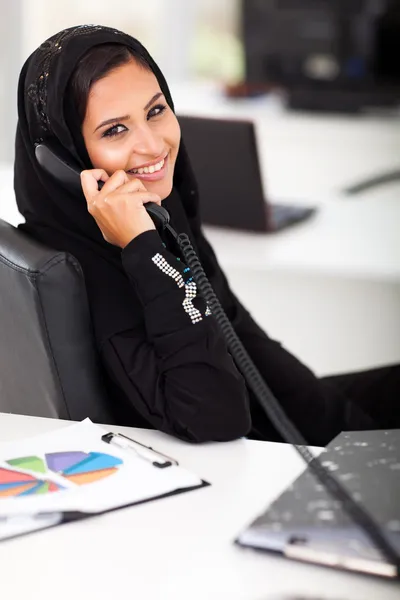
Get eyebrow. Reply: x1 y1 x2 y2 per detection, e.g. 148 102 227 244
94 92 165 133
144 92 164 110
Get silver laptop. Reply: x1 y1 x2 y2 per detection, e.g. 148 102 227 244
237 429 400 579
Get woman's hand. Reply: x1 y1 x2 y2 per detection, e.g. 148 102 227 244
80 169 162 248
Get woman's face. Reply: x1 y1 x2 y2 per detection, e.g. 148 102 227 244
82 59 181 200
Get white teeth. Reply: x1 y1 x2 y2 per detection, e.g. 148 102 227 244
131 158 165 175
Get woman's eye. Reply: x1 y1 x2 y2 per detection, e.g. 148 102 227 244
147 104 167 120
102 124 127 138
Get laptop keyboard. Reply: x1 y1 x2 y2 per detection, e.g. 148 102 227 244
270 202 316 231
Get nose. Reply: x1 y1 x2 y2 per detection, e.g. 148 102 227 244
131 123 164 158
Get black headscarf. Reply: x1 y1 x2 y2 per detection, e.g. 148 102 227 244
14 25 208 346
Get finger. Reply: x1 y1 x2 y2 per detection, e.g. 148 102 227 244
80 169 109 203
106 192 161 207
99 169 130 196
115 177 148 195
138 193 162 206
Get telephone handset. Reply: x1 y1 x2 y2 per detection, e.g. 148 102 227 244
34 141 170 228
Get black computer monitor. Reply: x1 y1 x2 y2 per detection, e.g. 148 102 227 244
241 0 400 112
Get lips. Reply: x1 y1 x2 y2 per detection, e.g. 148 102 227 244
127 153 169 182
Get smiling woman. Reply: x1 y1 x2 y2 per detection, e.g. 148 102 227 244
13 25 400 445
13 25 252 442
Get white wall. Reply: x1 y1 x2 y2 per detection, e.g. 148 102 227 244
21 0 168 59
0 1 22 162
22 1 200 85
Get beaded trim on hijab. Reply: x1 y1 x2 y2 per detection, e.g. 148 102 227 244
26 25 119 133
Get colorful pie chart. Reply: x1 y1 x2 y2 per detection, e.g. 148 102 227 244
0 451 123 497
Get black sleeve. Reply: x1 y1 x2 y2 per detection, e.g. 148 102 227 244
195 230 375 446
99 230 251 443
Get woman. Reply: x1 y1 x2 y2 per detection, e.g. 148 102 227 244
14 25 400 445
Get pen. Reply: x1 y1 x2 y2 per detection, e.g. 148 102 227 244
0 512 62 523
0 512 63 541
101 432 178 469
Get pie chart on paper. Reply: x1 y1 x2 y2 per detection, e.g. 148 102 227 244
0 451 123 497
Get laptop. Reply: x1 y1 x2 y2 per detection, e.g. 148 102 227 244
178 115 316 233
237 429 400 579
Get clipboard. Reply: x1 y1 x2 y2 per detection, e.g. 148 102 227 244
0 419 209 542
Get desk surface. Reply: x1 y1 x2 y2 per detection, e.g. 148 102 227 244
0 413 399 600
204 194 400 282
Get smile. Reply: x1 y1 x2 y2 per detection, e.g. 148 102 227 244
127 154 169 182
130 157 165 175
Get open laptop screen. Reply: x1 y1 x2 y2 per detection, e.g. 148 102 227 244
178 115 268 232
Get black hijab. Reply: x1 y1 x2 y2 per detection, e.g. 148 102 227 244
14 25 210 346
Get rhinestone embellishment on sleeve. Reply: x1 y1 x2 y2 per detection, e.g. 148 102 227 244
152 254 211 325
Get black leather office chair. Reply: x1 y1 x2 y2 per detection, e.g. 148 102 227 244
0 218 114 423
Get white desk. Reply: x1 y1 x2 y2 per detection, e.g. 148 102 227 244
1 84 400 375
0 412 399 600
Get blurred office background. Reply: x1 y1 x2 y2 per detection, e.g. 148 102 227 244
0 0 399 376
1 0 242 162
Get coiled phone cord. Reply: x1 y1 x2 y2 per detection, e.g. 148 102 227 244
167 225 400 575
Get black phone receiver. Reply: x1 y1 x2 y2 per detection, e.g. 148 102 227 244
34 141 170 229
